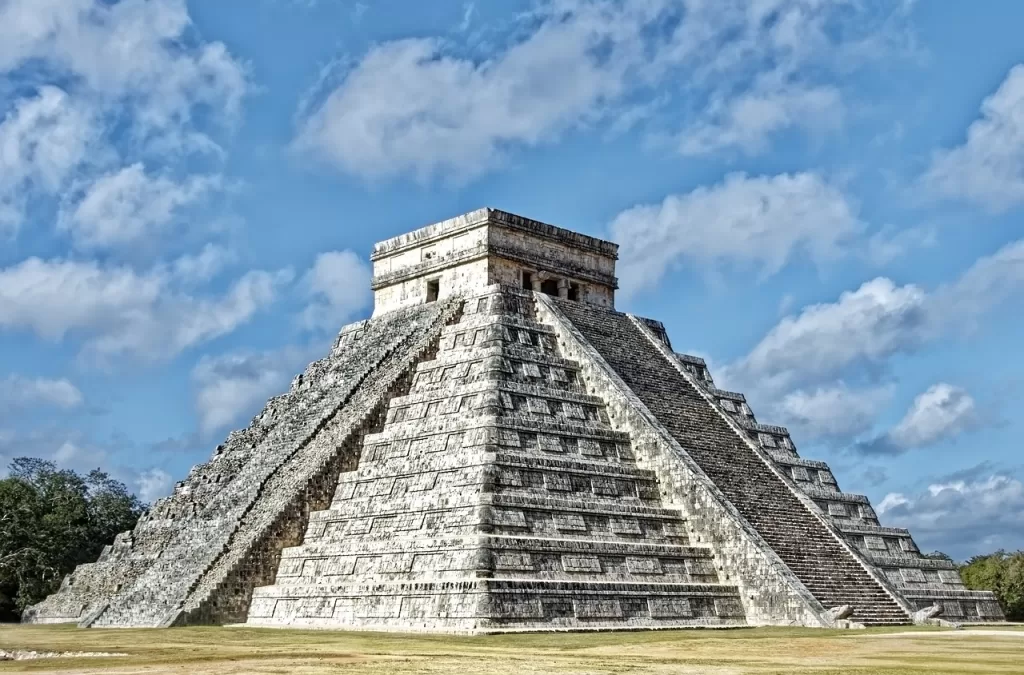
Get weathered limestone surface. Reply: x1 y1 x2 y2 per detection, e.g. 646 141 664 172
246 287 745 632
534 297 835 628
24 300 461 627
25 208 1003 630
371 209 618 315
548 298 915 626
551 299 1002 624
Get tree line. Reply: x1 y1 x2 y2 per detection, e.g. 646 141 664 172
0 458 144 622
0 456 1021 622
921 549 1022 620
955 551 1024 620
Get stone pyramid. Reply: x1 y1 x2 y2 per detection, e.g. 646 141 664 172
25 208 1003 631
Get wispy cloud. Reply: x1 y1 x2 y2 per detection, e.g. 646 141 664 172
856 383 983 455
922 64 1024 212
877 470 1024 559
611 171 864 297
0 375 84 412
0 256 292 364
293 0 913 183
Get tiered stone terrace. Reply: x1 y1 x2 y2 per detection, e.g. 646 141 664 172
24 300 461 627
246 287 745 631
551 299 911 626
26 208 1004 630
679 354 1003 622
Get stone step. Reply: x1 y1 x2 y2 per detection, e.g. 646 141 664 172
442 313 556 336
491 451 657 479
484 492 689 520
416 344 581 373
390 378 606 409
363 417 631 446
554 300 912 626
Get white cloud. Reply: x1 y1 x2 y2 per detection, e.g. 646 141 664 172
611 172 863 296
923 64 1024 212
294 0 910 182
135 468 172 503
58 163 222 250
192 249 374 435
0 0 247 238
776 383 893 442
857 383 981 455
0 429 187 499
0 0 247 137
0 435 111 476
0 375 84 411
0 86 100 234
720 239 1024 446
192 346 315 435
294 19 630 183
877 474 1024 559
301 250 373 331
51 440 108 472
888 383 979 449
725 238 1024 396
681 85 844 156
0 257 292 363
722 277 929 393
666 0 914 155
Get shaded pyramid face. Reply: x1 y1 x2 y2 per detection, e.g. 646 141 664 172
246 286 746 631
682 371 1005 623
544 296 1004 626
22 299 463 628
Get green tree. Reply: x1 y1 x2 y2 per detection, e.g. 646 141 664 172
960 550 1024 621
0 458 145 621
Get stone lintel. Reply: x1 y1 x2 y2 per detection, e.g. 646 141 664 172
371 208 618 260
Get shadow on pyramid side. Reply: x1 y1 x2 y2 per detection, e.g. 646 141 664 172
24 209 1004 631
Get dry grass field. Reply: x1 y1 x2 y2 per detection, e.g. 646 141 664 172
1 624 1022 674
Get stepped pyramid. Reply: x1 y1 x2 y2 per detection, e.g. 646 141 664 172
25 208 1003 630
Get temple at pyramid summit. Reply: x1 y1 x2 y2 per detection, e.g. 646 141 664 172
25 208 1004 631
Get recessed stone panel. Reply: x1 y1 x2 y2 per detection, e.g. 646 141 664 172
574 598 622 619
491 509 528 528
553 513 587 531
625 557 663 574
561 555 602 573
649 597 692 618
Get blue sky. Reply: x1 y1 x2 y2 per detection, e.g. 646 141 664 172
0 0 1021 560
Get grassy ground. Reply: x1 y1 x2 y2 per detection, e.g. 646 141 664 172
1 624 1022 674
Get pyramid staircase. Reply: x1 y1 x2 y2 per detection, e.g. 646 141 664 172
246 286 747 631
549 298 912 626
